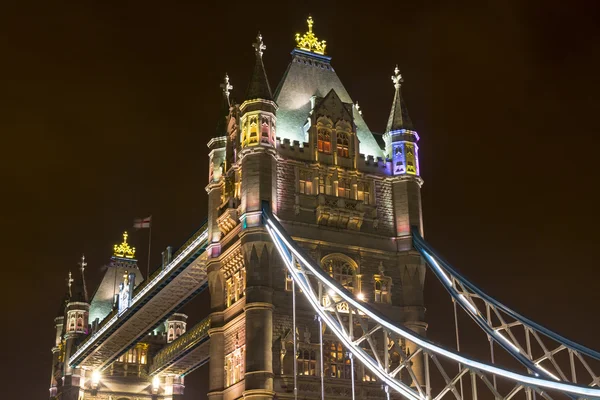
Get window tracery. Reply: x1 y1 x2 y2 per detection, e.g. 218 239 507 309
297 348 317 376
317 129 331 153
225 267 246 307
298 169 313 195
336 132 350 158
337 178 351 199
321 255 357 293
357 181 371 205
325 341 352 379
225 345 245 387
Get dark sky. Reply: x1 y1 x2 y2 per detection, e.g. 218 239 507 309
2 1 600 398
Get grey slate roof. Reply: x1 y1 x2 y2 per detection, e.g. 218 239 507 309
274 50 384 158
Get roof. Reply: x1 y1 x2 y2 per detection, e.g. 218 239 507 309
245 53 273 101
386 85 413 132
274 49 383 158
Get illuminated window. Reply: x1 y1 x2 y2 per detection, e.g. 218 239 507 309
326 342 351 379
297 348 317 376
225 346 245 387
249 120 258 145
336 132 350 158
319 174 332 195
337 178 351 199
317 129 331 153
363 367 377 382
168 327 175 342
322 256 356 293
225 267 246 307
299 170 313 195
357 181 371 205
261 118 270 144
374 279 391 304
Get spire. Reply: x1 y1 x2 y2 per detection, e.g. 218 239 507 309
215 73 232 137
385 66 413 132
245 33 273 101
78 254 89 302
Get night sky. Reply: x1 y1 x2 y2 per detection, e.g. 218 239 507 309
2 1 600 398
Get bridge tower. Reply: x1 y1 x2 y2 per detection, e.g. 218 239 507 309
207 17 427 400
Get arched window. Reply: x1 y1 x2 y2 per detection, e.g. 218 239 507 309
321 255 357 293
168 327 175 343
317 129 331 154
336 132 350 158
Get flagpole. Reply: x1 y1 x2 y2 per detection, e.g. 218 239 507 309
147 216 152 280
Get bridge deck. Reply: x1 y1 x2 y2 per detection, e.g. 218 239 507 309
70 225 209 370
148 317 211 376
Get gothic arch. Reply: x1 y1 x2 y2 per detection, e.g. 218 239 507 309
320 253 360 292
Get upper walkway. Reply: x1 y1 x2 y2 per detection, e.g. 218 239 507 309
69 223 210 370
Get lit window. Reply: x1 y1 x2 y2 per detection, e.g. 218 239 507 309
225 346 245 387
249 121 258 145
319 174 332 195
357 181 370 205
323 257 356 293
225 267 246 307
318 129 331 153
337 178 351 199
297 348 317 376
336 132 350 158
326 342 352 379
299 170 313 195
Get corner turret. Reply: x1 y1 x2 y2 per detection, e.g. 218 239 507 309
383 66 420 177
240 33 277 149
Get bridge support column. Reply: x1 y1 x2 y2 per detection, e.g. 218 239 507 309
208 325 225 400
243 298 275 400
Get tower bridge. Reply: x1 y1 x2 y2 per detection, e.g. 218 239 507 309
49 17 600 400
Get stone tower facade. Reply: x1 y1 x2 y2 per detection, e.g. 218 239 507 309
49 17 426 400
206 18 426 400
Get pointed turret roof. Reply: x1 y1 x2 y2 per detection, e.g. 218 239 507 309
215 73 232 137
386 66 413 132
245 33 273 101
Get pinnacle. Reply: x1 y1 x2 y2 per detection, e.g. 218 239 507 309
386 66 413 132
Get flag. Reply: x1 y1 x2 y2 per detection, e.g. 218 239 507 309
133 216 152 229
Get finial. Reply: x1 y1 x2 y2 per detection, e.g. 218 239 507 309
378 261 385 276
220 73 233 99
354 102 362 116
307 15 314 33
392 65 403 90
295 15 327 55
67 271 74 296
79 254 87 274
252 32 266 58
123 271 129 285
113 231 136 259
